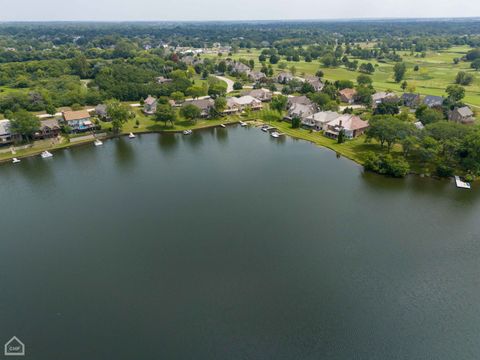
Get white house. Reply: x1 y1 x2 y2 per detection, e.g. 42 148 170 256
0 119 13 144
302 111 341 131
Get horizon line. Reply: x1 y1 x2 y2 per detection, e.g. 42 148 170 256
1 16 480 23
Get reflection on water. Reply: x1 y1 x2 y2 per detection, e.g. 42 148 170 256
214 127 229 144
114 137 135 168
183 131 203 148
157 133 179 155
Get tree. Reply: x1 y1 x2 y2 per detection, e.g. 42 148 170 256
445 84 465 103
181 104 201 122
291 116 301 129
270 95 288 112
401 81 408 91
208 82 227 99
359 63 375 74
366 116 414 152
106 99 131 133
170 91 185 102
214 97 227 113
233 81 243 91
418 108 444 125
393 62 407 83
10 110 40 141
315 70 324 78
374 102 400 116
155 104 177 127
357 74 372 86
364 152 410 177
186 85 207 99
337 129 345 144
455 71 474 86
355 86 374 107
45 104 57 116
471 59 480 71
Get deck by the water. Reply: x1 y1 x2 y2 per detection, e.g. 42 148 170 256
455 176 471 189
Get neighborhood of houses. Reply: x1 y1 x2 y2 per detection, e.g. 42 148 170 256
0 62 477 149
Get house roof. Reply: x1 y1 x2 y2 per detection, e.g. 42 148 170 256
231 95 261 106
372 92 396 102
402 93 420 100
0 119 11 135
456 106 474 117
423 95 444 107
95 104 107 114
63 110 91 122
40 118 60 130
288 95 313 106
414 121 425 130
327 114 369 131
339 88 357 100
288 103 316 117
305 111 341 124
244 88 272 99
184 98 214 110
144 95 157 106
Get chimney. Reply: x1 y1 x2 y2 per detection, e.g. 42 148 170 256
339 120 343 127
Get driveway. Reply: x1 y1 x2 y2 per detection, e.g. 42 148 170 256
215 75 235 93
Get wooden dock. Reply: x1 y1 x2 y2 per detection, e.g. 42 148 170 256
454 176 471 189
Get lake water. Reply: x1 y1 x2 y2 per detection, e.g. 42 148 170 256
1 125 479 359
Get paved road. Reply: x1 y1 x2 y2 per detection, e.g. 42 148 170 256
215 75 235 93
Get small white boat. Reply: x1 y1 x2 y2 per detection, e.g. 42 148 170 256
41 151 53 159
239 121 247 127
220 124 226 128
261 127 269 132
12 158 21 164
455 176 471 189
128 132 136 139
94 139 103 147
183 130 193 135
271 131 280 138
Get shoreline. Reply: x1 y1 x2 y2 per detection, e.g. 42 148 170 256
0 119 243 164
0 119 473 186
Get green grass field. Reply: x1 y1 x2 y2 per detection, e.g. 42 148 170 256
206 46 480 108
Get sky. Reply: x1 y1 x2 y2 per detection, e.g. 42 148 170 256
0 0 479 21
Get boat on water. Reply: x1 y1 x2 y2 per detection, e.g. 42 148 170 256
220 124 226 128
183 130 193 135
41 151 53 159
239 121 247 127
271 132 280 138
12 158 21 164
454 176 471 189
128 132 136 139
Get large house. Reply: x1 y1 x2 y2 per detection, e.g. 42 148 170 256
401 93 421 108
324 114 369 139
143 95 157 115
339 88 357 104
302 111 341 131
285 103 317 122
449 106 475 124
372 92 398 107
305 76 324 92
225 96 263 113
242 88 272 102
35 119 61 139
230 61 251 75
287 95 314 108
423 95 444 108
246 70 266 82
183 98 215 117
277 72 294 84
62 110 94 132
0 119 13 145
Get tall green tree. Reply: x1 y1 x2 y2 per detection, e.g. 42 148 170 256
155 104 177 127
393 62 407 83
10 110 40 141
106 99 132 133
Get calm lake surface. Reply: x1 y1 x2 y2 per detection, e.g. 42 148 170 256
1 125 479 359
